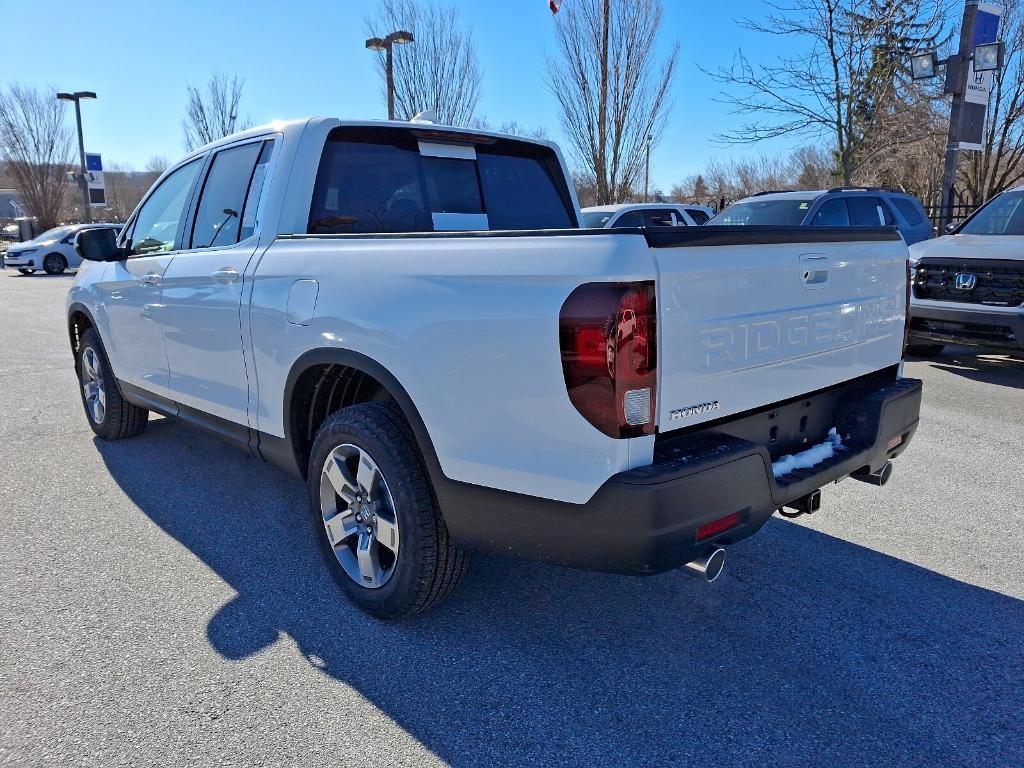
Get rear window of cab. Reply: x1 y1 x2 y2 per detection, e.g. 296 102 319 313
308 127 577 234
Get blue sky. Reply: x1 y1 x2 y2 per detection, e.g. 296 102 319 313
6 0 800 191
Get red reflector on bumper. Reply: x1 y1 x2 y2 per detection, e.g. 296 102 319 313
887 435 904 451
696 512 741 542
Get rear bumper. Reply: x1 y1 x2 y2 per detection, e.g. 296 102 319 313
438 374 922 575
909 302 1024 351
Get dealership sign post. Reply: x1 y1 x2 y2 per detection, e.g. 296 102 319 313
85 153 107 209
911 1 1005 227
959 3 1004 150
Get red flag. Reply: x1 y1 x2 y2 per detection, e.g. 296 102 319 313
549 0 562 14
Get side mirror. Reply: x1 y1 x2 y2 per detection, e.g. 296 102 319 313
944 221 958 234
76 228 123 262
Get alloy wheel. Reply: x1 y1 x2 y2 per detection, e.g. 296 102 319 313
81 347 106 425
319 444 400 589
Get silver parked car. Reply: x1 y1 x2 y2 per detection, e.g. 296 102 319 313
4 223 122 275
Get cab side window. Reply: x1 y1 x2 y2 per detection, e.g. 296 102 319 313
190 140 271 249
128 159 203 256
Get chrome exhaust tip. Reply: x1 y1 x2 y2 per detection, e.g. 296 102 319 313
681 547 726 583
852 461 893 487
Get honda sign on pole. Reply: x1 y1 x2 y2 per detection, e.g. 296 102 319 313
85 153 107 209
959 2 1003 150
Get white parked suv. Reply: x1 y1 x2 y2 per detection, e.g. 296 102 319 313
68 118 922 618
581 202 715 228
4 223 121 275
908 187 1024 356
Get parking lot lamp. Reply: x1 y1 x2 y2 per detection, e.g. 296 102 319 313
366 31 415 120
56 91 97 224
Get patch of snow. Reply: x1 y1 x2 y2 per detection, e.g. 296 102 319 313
772 428 845 478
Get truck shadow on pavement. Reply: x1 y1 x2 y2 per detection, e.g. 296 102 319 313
96 418 1024 768
921 349 1024 390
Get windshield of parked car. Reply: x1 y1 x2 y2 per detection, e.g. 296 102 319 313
33 225 76 243
581 212 613 228
709 199 814 226
959 192 1024 235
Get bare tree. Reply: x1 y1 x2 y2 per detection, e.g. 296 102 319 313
367 0 482 125
547 0 678 204
959 0 1024 203
670 145 839 202
707 0 948 185
182 73 252 151
470 117 548 139
101 161 165 222
854 92 946 195
145 156 169 174
0 84 73 231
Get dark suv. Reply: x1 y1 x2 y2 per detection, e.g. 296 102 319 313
709 188 932 245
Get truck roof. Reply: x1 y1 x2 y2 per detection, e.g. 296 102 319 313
182 117 560 162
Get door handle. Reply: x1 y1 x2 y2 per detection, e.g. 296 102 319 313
140 272 161 286
800 255 829 288
212 267 240 284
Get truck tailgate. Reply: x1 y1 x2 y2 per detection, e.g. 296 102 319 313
648 227 908 433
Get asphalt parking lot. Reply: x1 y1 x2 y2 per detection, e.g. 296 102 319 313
1 268 1022 768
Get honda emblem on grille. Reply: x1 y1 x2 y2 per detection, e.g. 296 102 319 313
954 272 977 290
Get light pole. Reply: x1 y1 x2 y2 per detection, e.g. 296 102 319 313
911 1 1004 227
644 134 652 203
56 90 97 224
365 31 415 120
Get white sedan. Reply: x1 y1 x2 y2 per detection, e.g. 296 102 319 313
581 203 715 229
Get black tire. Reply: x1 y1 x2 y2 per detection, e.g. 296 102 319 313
906 342 945 358
43 253 67 275
76 327 149 440
308 402 469 619
17 269 35 275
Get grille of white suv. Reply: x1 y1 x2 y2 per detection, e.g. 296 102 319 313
912 258 1024 307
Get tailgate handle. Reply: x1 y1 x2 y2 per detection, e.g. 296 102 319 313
800 255 829 288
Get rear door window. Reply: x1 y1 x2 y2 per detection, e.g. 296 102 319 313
891 197 925 226
308 127 576 234
190 141 267 249
644 209 678 227
847 196 890 226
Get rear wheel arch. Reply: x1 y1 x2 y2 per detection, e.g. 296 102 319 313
281 348 441 482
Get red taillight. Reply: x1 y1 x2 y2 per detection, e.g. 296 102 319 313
559 281 657 438
903 257 912 358
696 512 741 542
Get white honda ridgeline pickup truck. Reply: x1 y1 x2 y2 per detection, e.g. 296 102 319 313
68 118 922 618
